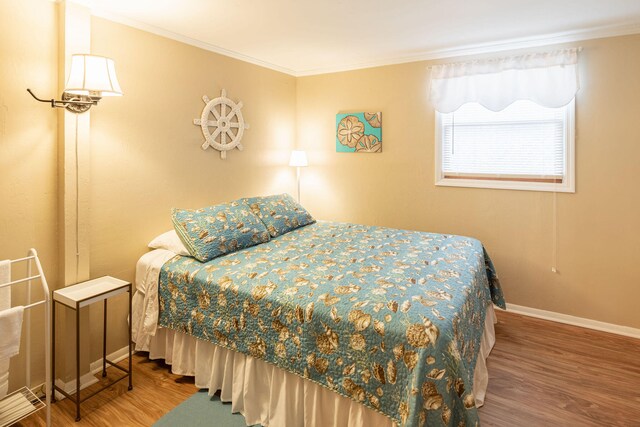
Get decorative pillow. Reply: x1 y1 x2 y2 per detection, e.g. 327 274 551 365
148 230 190 256
171 201 271 262
242 193 315 237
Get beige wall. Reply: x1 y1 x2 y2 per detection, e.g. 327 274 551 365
88 17 298 356
1 1 639 394
296 34 640 329
0 0 59 389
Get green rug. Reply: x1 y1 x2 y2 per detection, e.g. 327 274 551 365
154 390 261 427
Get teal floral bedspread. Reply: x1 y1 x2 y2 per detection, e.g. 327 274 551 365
158 222 505 426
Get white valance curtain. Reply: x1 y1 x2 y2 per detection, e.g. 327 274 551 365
429 48 580 113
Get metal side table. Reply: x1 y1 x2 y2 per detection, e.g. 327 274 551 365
52 276 133 421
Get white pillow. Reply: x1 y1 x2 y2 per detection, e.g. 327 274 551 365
148 230 190 256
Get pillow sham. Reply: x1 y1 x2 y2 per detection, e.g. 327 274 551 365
171 201 270 262
148 230 190 256
242 193 315 238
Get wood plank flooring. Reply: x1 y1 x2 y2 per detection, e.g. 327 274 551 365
17 357 197 426
18 310 640 426
480 311 640 427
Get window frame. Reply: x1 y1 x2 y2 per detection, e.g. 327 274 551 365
434 99 576 193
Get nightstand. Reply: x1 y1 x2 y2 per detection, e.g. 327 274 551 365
52 276 133 421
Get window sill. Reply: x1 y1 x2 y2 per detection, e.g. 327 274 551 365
435 177 575 193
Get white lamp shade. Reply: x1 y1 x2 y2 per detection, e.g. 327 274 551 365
289 150 308 167
64 54 123 97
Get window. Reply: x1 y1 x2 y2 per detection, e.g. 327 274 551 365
428 48 579 192
435 99 575 192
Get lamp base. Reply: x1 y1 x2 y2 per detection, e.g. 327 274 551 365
62 92 95 114
296 166 301 203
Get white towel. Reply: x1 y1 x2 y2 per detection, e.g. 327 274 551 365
0 306 23 360
0 360 7 398
0 259 10 399
0 305 23 398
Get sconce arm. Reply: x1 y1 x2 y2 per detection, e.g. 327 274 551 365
27 88 97 113
27 88 63 108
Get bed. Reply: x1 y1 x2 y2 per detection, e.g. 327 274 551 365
132 221 505 427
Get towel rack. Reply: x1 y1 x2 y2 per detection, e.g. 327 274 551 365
0 249 51 427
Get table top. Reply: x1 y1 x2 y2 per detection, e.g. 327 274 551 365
53 276 130 308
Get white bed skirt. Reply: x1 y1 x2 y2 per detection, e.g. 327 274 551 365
143 305 496 427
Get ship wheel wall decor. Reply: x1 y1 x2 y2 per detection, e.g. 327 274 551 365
193 89 249 159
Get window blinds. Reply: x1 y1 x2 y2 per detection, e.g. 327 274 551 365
440 100 568 181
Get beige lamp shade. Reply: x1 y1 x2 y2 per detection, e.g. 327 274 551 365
64 54 123 97
289 150 308 167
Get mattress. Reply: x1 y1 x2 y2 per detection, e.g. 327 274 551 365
133 221 504 426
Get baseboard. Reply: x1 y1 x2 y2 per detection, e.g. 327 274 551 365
54 373 98 400
89 346 131 374
504 303 640 339
53 345 130 400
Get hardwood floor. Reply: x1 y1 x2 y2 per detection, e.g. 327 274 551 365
17 357 197 427
480 311 640 427
19 310 640 426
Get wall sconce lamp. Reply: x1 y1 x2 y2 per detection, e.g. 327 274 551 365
27 54 122 114
289 150 308 203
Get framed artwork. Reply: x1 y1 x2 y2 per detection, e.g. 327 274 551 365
336 112 382 153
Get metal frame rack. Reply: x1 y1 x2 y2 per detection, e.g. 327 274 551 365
0 249 51 427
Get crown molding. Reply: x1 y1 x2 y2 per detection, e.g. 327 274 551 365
88 9 299 76
295 22 640 76
84 6 640 77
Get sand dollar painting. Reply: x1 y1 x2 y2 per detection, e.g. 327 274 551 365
336 112 382 153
